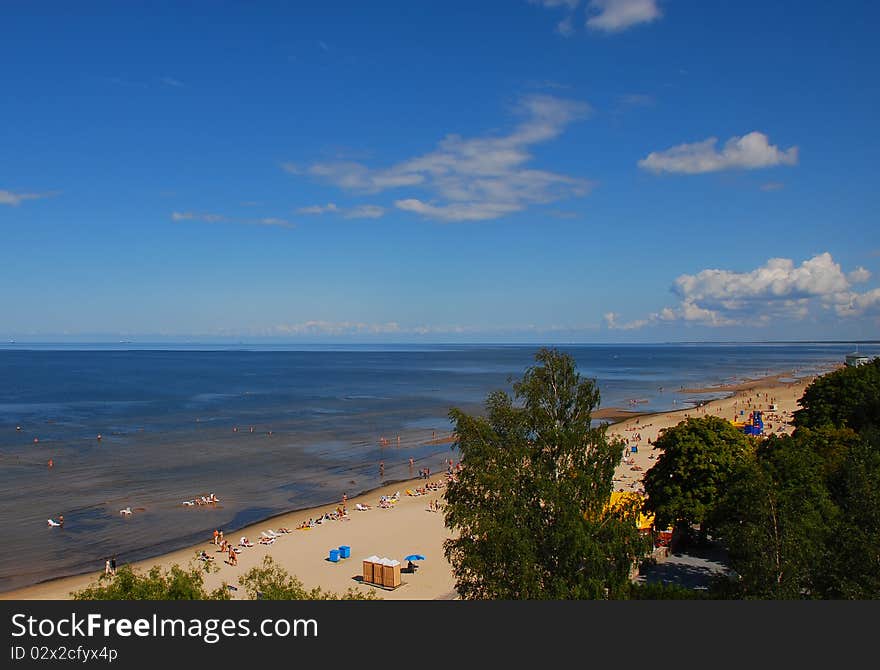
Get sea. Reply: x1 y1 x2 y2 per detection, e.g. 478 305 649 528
1 342 877 593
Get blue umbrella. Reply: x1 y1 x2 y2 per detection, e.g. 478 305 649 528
404 554 426 561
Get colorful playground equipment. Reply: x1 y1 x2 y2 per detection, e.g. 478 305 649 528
732 410 764 436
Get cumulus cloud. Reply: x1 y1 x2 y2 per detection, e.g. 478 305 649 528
586 0 661 32
639 131 798 174
606 253 880 329
285 95 593 222
0 189 57 206
603 312 649 330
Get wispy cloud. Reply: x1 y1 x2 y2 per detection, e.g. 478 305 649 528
638 131 798 174
557 15 576 36
296 203 385 219
171 212 294 228
587 0 662 32
345 205 385 219
618 93 655 109
159 76 185 88
0 189 58 206
760 182 785 191
261 320 599 338
285 95 593 222
606 253 879 329
171 211 227 223
296 203 339 215
529 0 580 7
528 1 580 37
268 321 402 336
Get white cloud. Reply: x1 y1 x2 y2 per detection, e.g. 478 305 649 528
639 131 799 174
586 0 661 32
848 267 871 284
834 289 880 318
171 211 226 223
530 0 581 8
618 93 655 108
603 312 648 330
607 253 880 329
557 16 576 36
264 319 600 338
344 205 385 219
760 182 785 191
296 203 339 215
171 211 293 228
395 199 523 222
0 189 57 206
270 321 403 336
256 217 293 228
159 76 184 87
296 203 385 219
287 95 593 222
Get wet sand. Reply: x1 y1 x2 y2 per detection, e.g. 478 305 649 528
2 369 830 600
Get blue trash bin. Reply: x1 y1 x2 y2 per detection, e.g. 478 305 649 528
339 545 350 559
329 549 340 563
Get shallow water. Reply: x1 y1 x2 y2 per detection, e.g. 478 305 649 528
0 342 875 592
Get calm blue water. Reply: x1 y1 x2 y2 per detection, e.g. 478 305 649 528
0 342 876 592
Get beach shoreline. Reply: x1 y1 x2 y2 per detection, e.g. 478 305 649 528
1 366 832 601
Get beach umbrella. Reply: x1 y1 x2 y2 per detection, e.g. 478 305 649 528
404 554 426 561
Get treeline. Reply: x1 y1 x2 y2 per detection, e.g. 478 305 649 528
643 358 880 598
71 556 377 600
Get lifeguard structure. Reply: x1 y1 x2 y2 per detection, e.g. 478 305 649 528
732 410 764 436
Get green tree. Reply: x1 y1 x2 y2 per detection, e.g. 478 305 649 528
443 348 648 599
794 358 880 433
710 435 837 598
238 556 378 600
72 558 230 600
822 432 880 598
643 416 754 533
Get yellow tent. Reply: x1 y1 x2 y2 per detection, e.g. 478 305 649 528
606 491 655 531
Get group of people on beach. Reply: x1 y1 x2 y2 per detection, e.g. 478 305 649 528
182 492 219 507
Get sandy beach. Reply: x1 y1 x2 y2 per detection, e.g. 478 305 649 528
1 367 830 601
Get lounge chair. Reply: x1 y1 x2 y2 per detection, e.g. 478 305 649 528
261 530 279 539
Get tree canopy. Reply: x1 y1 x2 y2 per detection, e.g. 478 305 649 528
443 348 649 599
794 358 880 433
642 416 754 532
705 362 880 599
72 559 230 600
238 556 377 600
73 555 378 600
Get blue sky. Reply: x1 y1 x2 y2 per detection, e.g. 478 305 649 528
2 0 878 342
